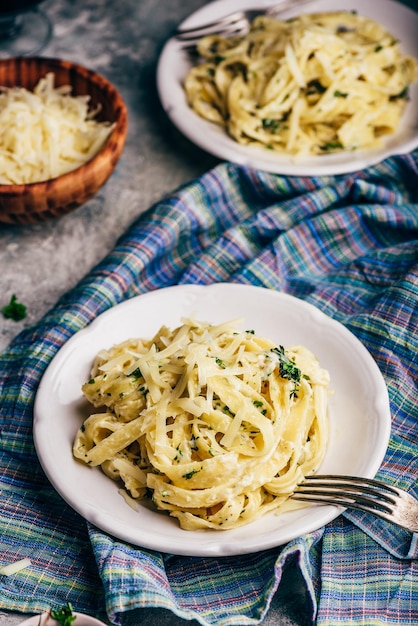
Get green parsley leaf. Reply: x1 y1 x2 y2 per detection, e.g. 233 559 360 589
50 602 76 626
320 141 343 152
182 469 200 480
306 79 327 95
2 294 27 321
389 87 409 101
271 346 302 398
271 346 301 383
262 118 281 132
128 367 142 380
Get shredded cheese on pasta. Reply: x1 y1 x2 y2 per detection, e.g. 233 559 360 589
183 11 417 156
74 319 330 530
0 72 114 184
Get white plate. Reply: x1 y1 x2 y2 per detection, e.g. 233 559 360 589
34 284 391 556
19 613 106 626
157 0 418 175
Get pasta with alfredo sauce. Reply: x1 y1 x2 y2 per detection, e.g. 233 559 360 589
73 319 330 530
183 11 417 156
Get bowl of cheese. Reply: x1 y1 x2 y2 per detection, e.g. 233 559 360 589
0 57 128 224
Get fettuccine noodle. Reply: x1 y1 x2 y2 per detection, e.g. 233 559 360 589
183 11 417 156
73 319 330 530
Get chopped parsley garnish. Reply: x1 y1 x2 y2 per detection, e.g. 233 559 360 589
2 294 27 321
174 444 183 462
306 79 327 95
320 141 343 152
271 346 301 397
50 603 76 626
334 90 348 98
271 346 301 382
182 468 200 480
129 367 142 380
262 118 281 132
389 87 409 101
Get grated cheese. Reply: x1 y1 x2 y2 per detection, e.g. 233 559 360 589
0 557 31 576
0 72 114 184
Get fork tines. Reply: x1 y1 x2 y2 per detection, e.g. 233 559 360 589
295 474 398 513
175 12 247 41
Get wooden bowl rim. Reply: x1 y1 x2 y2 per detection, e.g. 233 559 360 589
0 56 128 195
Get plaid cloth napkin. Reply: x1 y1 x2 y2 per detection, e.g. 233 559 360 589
1 151 417 626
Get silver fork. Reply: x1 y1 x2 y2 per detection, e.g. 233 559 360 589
175 0 315 46
292 474 418 533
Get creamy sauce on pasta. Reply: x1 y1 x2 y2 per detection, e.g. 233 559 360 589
73 318 330 530
183 11 417 157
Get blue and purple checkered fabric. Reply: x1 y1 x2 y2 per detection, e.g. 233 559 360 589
1 151 417 625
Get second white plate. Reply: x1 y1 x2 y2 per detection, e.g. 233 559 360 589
157 0 418 175
34 284 391 556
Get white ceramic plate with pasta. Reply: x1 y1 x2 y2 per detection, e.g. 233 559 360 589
157 0 418 175
33 284 391 556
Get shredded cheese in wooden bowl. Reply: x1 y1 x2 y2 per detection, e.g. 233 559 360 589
0 73 114 185
0 56 127 224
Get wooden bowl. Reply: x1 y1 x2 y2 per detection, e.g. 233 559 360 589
0 57 128 224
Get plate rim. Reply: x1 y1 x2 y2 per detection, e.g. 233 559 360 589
18 613 107 626
33 284 392 556
157 0 418 176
